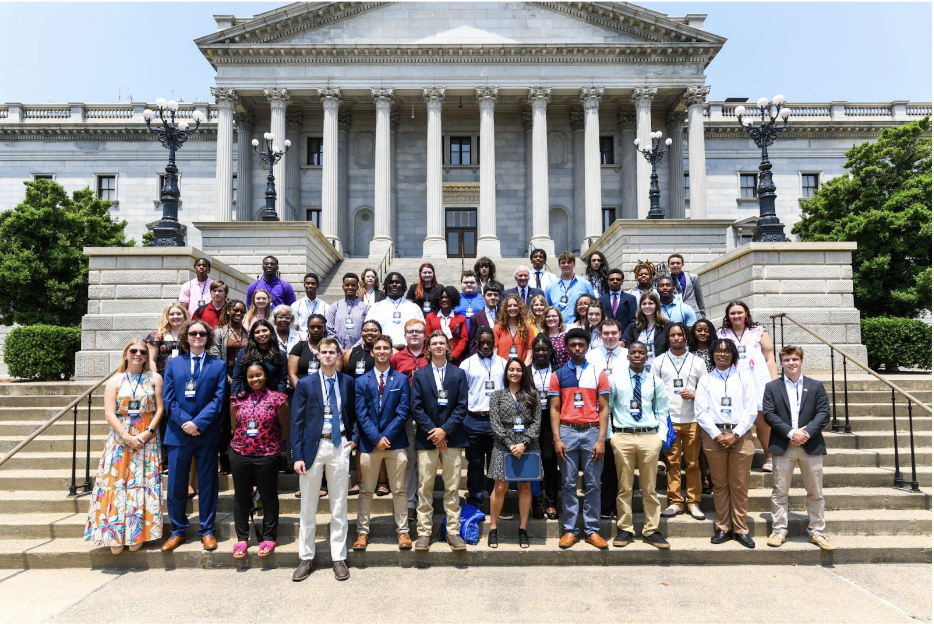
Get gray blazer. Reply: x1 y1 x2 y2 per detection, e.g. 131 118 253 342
674 271 706 319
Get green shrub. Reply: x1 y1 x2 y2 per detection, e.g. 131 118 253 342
861 317 932 371
4 325 81 380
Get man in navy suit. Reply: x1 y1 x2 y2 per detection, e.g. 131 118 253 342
352 334 412 551
291 337 357 582
503 265 545 309
466 283 502 356
410 330 470 552
161 319 228 552
599 268 638 331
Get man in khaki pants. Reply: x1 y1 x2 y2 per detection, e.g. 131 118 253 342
762 345 834 550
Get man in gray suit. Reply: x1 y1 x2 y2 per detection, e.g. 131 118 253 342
667 254 706 319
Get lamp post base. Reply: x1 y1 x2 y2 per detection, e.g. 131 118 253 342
753 220 789 242
646 206 666 220
151 220 186 247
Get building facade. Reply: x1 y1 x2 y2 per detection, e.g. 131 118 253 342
1 1 930 258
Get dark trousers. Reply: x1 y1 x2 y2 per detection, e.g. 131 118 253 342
601 444 618 515
464 412 494 506
167 443 218 537
228 449 280 542
218 366 234 472
537 411 560 507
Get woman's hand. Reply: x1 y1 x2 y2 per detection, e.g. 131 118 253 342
509 442 526 458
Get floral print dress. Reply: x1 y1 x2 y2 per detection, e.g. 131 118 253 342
84 372 162 547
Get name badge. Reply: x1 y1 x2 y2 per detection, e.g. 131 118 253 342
738 346 747 359
323 405 333 417
673 378 684 394
466 305 474 318
438 388 448 406
513 417 525 433
198 299 205 307
392 311 402 323
720 396 732 419
540 391 548 410
484 380 494 396
127 400 140 418
185 379 196 398
559 296 569 305
345 317 355 330
509 346 518 357
423 300 431 313
630 398 641 418
246 419 258 438
355 360 366 375
171 348 179 359
573 391 584 409
308 360 320 374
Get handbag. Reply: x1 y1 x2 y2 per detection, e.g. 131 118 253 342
503 450 543 482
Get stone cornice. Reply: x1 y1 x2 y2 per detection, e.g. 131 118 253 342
0 126 218 141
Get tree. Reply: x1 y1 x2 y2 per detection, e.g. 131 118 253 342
793 116 932 318
0 179 133 326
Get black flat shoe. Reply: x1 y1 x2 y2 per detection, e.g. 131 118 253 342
532 506 545 520
487 528 498 549
518 528 529 549
546 508 558 520
735 533 756 549
711 529 733 544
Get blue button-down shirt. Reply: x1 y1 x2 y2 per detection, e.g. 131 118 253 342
545 277 595 324
660 300 697 326
607 367 670 440
325 297 370 351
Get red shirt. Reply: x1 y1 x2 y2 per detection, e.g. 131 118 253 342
425 312 469 364
548 361 610 424
390 347 429 383
193 303 225 329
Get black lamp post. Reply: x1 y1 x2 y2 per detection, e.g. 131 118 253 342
143 99 205 246
736 95 792 242
634 131 672 220
252 132 290 222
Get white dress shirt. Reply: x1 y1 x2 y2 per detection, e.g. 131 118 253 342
319 371 344 436
651 350 708 424
585 344 626 376
459 354 507 412
784 375 805 438
531 268 557 291
291 296 331 339
365 297 425 346
694 365 757 439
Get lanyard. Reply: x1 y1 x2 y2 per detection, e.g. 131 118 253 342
605 347 619 370
305 298 320 317
509 325 519 345
409 349 422 373
572 361 597 386
666 351 692 378
640 326 656 345
478 356 494 380
249 388 267 411
124 373 142 400
196 279 209 300
730 327 747 344
533 366 551 391
433 365 446 386
715 366 733 400
560 277 577 298
230 326 246 348
389 297 404 311
319 373 338 407
788 378 801 402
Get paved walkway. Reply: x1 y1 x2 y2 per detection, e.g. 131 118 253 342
0 564 929 623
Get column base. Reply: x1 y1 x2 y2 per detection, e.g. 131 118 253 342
529 236 555 259
368 237 394 259
422 237 447 258
476 237 501 257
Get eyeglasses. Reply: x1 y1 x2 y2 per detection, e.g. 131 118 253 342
128 348 146 355
188 331 208 338
276 314 293 320
406 330 425 335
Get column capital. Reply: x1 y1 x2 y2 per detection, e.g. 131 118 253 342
665 110 687 130
528 87 552 108
210 87 239 107
286 110 303 131
338 111 352 132
317 87 343 110
683 85 712 108
579 87 604 112
631 87 658 107
370 87 395 108
522 110 533 131
617 110 636 131
423 87 446 109
234 112 255 133
476 87 499 109
570 110 585 131
263 88 290 107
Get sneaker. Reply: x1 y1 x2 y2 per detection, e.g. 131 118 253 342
447 534 467 551
767 532 786 548
661 504 683 518
612 530 634 547
642 531 670 550
762 458 773 473
414 536 431 552
687 505 705 520
809 533 836 551
498 510 515 521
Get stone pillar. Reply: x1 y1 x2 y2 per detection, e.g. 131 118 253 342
285 110 303 224
264 88 290 220
370 88 394 258
666 111 686 219
338 111 351 248
211 88 237 222
422 87 446 257
617 110 638 219
631 87 657 219
570 110 585 251
684 86 711 218
529 87 554 257
390 110 400 249
580 86 604 251
522 110 534 249
233 112 254 221
318 87 342 252
476 87 501 256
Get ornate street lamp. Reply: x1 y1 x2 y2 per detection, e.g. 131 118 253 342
142 99 206 246
252 133 290 221
735 95 792 242
634 131 673 220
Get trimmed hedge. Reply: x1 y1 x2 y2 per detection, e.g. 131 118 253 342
861 317 932 371
4 325 81 380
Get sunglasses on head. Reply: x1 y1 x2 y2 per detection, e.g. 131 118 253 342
188 331 208 338
128 348 146 355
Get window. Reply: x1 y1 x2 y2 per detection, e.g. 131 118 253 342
599 136 615 165
306 137 324 166
739 173 758 199
683 172 690 202
96 175 116 201
306 208 321 228
32 174 54 181
232 174 238 204
802 173 820 198
450 137 471 165
602 207 617 232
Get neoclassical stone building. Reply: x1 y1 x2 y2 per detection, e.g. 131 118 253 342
0 1 930 258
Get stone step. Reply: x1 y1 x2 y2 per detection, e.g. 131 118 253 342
812 377 933 392
826 430 932 449
0 383 96 397
0 534 929 569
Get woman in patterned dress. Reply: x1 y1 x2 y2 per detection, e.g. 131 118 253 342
85 340 164 554
543 306 569 367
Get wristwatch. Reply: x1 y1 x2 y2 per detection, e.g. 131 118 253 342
146 427 156 435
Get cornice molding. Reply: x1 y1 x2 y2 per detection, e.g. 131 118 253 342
0 127 218 141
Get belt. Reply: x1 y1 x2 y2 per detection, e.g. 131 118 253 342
617 426 658 434
321 432 343 440
469 411 490 419
560 420 600 429
715 423 735 431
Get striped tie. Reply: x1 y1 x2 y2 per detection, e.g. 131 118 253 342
632 374 642 422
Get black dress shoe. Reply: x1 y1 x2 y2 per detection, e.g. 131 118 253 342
711 529 733 544
735 533 756 549
642 531 671 550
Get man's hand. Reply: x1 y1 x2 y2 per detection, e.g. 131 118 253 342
293 460 307 475
790 428 810 446
376 436 391 451
554 436 567 462
679 389 695 400
181 421 200 436
427 428 447 446
591 439 605 460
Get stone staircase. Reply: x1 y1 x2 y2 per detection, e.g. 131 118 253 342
0 375 930 569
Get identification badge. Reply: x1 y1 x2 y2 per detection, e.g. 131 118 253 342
185 379 196 398
484 379 494 396
720 396 732 419
171 348 179 359
509 346 518 357
466 305 473 318
438 388 448 406
738 346 747 359
345 316 354 330
559 296 569 305
308 360 320 374
423 300 431 313
323 405 333 417
127 400 140 417
673 377 684 394
355 360 366 375
630 398 641 418
198 299 205 307
513 417 525 433
540 391 548 409
246 419 258 438
573 391 584 409
392 311 402 323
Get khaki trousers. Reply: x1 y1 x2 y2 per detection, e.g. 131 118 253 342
665 422 702 507
416 448 463 538
357 448 408 536
611 431 664 536
701 430 755 534
771 444 826 537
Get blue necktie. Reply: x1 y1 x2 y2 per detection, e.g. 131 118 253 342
192 355 203 380
326 377 340 446
632 375 642 422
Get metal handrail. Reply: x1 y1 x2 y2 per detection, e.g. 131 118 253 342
375 242 393 284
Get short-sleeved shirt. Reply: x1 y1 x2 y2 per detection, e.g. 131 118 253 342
291 297 331 339
179 277 213 307
144 330 181 376
246 277 297 309
548 360 610 424
230 389 288 456
660 300 697 327
544 277 595 325
192 303 225 329
390 347 429 382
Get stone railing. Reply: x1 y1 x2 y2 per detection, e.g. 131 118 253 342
907 105 933 116
844 105 892 117
1 103 217 124
0 108 8 119
85 107 134 119
22 107 70 119
708 100 930 123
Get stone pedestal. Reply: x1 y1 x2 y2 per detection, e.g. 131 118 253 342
587 219 735 273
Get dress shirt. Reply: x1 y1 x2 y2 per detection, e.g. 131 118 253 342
277 328 302 356
694 366 758 440
454 292 485 329
246 276 297 309
178 277 214 307
607 368 669 440
660 300 697 326
585 344 626 376
544 276 595 324
784 375 805 437
531 269 557 291
319 371 344 436
627 286 657 300
651 350 708 424
291 297 331 339
459 354 507 412
390 347 429 380
672 271 687 295
365 297 425 347
325 298 370 350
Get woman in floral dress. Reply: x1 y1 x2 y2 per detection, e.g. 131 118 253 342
85 340 164 554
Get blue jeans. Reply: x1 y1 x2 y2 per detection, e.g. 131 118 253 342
464 413 494 506
559 424 603 536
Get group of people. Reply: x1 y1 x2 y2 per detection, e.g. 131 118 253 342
83 248 835 581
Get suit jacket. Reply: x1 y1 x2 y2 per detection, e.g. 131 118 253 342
466 308 496 356
163 352 227 447
354 367 410 452
599 290 638 330
425 312 469 363
291 371 356 465
622 321 670 355
672 271 706 318
230 348 289 397
762 375 831 455
411 363 470 450
503 286 545 308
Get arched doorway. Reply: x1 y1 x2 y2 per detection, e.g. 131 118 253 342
352 207 374 257
549 206 570 255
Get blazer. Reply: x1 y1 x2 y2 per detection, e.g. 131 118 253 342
291 371 356 465
622 321 670 355
466 308 496 356
410 363 470 450
673 271 707 318
230 347 289 397
353 367 410 453
599 290 638 330
762 375 831 455
162 352 228 447
503 286 545 308
424 312 469 363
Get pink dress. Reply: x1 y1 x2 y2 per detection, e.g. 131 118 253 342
718 325 771 410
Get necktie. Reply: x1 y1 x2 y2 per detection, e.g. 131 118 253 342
535 272 542 289
326 377 340 446
192 355 203 379
378 372 385 405
611 292 619 316
520 288 526 303
632 374 642 422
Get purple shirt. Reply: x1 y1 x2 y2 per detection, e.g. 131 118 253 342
246 276 296 309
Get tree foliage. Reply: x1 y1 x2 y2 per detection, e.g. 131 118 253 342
0 179 133 326
792 116 932 318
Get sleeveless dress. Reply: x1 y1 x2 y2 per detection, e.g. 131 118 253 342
85 372 163 547
718 325 771 410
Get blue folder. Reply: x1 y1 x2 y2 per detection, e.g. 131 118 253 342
503 450 543 482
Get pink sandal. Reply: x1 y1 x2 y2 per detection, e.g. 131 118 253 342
258 541 276 557
232 541 248 559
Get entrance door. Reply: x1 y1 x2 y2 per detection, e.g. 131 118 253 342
446 208 477 258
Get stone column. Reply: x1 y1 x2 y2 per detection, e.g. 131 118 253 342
264 88 290 220
210 87 237 222
338 111 351 247
684 85 711 218
529 87 554 257
570 110 585 251
666 110 686 219
631 87 657 219
318 87 342 251
233 112 254 221
370 88 395 257
580 86 604 251
423 87 446 257
522 110 534 247
617 110 638 219
476 87 501 256
390 110 400 248
285 110 303 224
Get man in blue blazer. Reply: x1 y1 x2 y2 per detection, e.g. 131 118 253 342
410 330 470 552
291 337 357 582
599 268 638 330
352 334 412 551
503 265 545 309
161 320 228 553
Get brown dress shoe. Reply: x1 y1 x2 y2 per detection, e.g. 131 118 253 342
333 559 350 581
584 533 609 549
398 532 413 550
201 535 218 551
558 532 578 549
352 533 368 551
161 535 185 552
